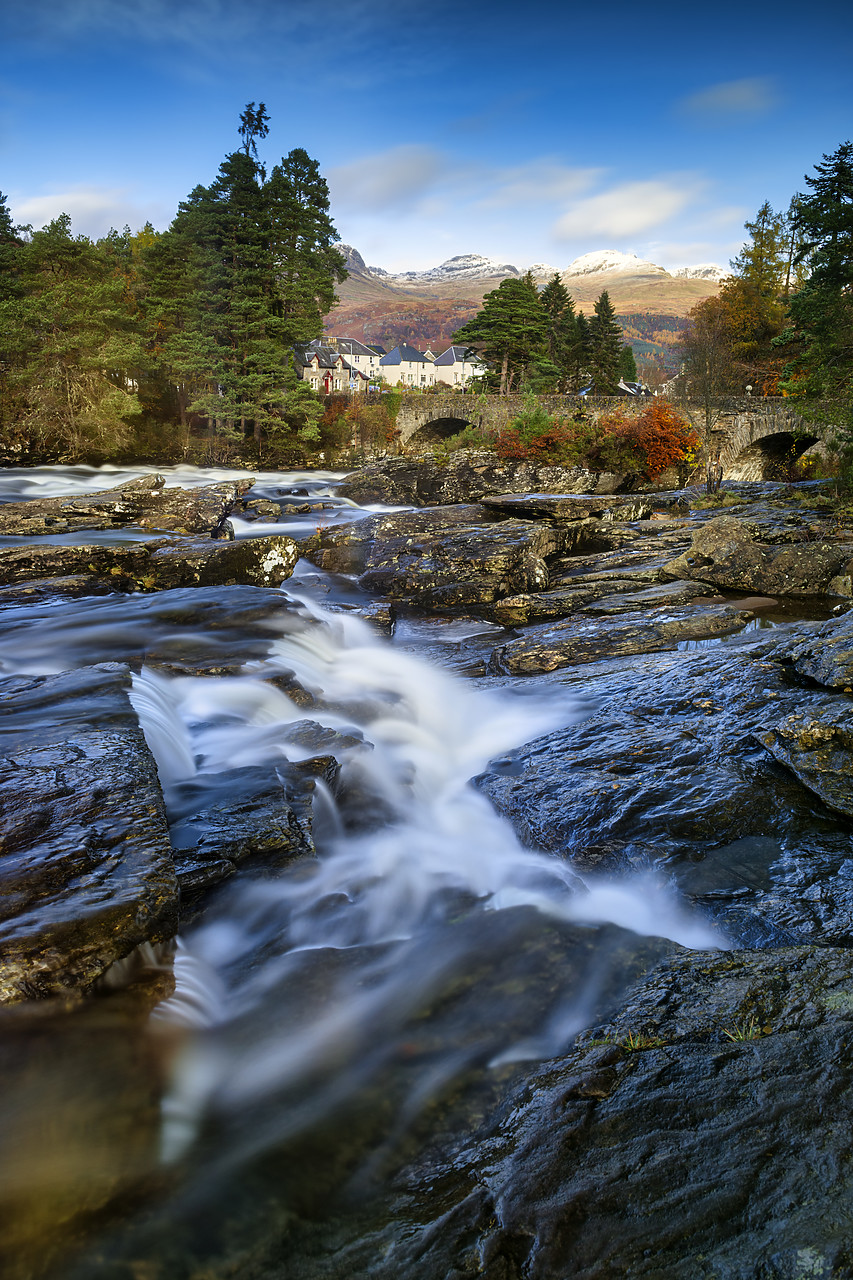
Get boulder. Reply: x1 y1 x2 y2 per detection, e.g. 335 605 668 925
356 519 564 609
0 475 254 537
0 535 300 592
479 492 656 522
488 603 754 675
0 664 178 1002
665 515 853 597
338 451 632 506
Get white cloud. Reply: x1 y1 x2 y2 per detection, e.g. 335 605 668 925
476 160 601 209
553 179 696 240
680 77 779 117
328 145 450 214
11 186 170 237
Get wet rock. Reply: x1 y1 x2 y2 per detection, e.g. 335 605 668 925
364 944 853 1280
338 451 634 506
0 535 300 592
0 476 253 537
144 534 299 590
0 664 178 1002
168 757 339 898
488 603 754 674
759 707 853 818
665 515 853 597
476 646 853 946
358 519 564 609
241 498 283 521
783 609 853 689
305 505 501 576
479 492 655 522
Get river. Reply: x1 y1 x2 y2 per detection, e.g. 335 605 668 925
1 464 725 1279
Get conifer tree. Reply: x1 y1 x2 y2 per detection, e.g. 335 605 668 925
783 141 853 396
539 272 585 390
453 273 549 394
586 291 623 394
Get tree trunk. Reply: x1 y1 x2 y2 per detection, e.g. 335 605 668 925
500 350 509 396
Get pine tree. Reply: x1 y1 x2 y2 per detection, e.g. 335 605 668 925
266 148 347 342
618 345 638 383
539 272 585 390
586 291 623 394
0 215 144 459
783 141 853 396
453 273 549 394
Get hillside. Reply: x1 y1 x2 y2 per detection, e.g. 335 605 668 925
325 246 724 369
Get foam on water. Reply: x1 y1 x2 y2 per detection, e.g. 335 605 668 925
138 595 723 1165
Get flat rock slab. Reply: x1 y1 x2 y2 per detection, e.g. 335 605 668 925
0 476 254 537
784 609 853 688
368 943 853 1279
477 642 853 945
0 664 178 1002
0 535 299 592
666 515 853 597
168 755 343 899
488 603 754 674
337 450 632 507
479 492 655 521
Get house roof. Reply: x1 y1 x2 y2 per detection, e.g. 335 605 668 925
433 344 484 366
379 342 431 365
321 336 379 358
293 344 366 377
365 344 386 356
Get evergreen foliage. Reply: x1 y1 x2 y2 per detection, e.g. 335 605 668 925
452 273 550 394
0 107 345 463
586 291 623 394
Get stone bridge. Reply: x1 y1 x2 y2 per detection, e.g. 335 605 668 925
375 392 837 481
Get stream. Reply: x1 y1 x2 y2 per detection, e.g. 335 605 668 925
0 464 793 1279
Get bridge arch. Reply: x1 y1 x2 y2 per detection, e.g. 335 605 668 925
405 414 473 449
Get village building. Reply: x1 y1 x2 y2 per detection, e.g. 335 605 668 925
315 336 386 381
292 344 369 393
431 343 487 388
378 342 436 387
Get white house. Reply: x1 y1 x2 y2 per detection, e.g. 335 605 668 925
431 344 487 388
378 342 436 387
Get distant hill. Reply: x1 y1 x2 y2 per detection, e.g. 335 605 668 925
326 246 726 369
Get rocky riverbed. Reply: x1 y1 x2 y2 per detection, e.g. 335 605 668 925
2 456 853 1279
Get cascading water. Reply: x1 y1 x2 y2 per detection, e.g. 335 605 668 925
0 465 724 1276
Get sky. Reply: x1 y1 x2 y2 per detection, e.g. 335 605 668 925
1 0 851 275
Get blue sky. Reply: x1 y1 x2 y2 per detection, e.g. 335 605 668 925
1 0 850 273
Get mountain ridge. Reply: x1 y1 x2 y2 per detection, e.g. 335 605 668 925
328 245 727 369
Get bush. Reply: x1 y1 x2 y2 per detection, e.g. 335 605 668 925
484 396 700 478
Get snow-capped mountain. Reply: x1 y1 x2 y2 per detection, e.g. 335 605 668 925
528 262 560 279
377 253 522 285
563 250 668 278
671 264 729 282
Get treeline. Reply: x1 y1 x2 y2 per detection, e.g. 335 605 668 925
682 141 853 402
452 274 637 395
0 104 347 465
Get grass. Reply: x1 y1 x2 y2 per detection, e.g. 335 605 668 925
723 1015 771 1042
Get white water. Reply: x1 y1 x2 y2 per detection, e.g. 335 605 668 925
0 465 723 1184
130 594 720 1165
